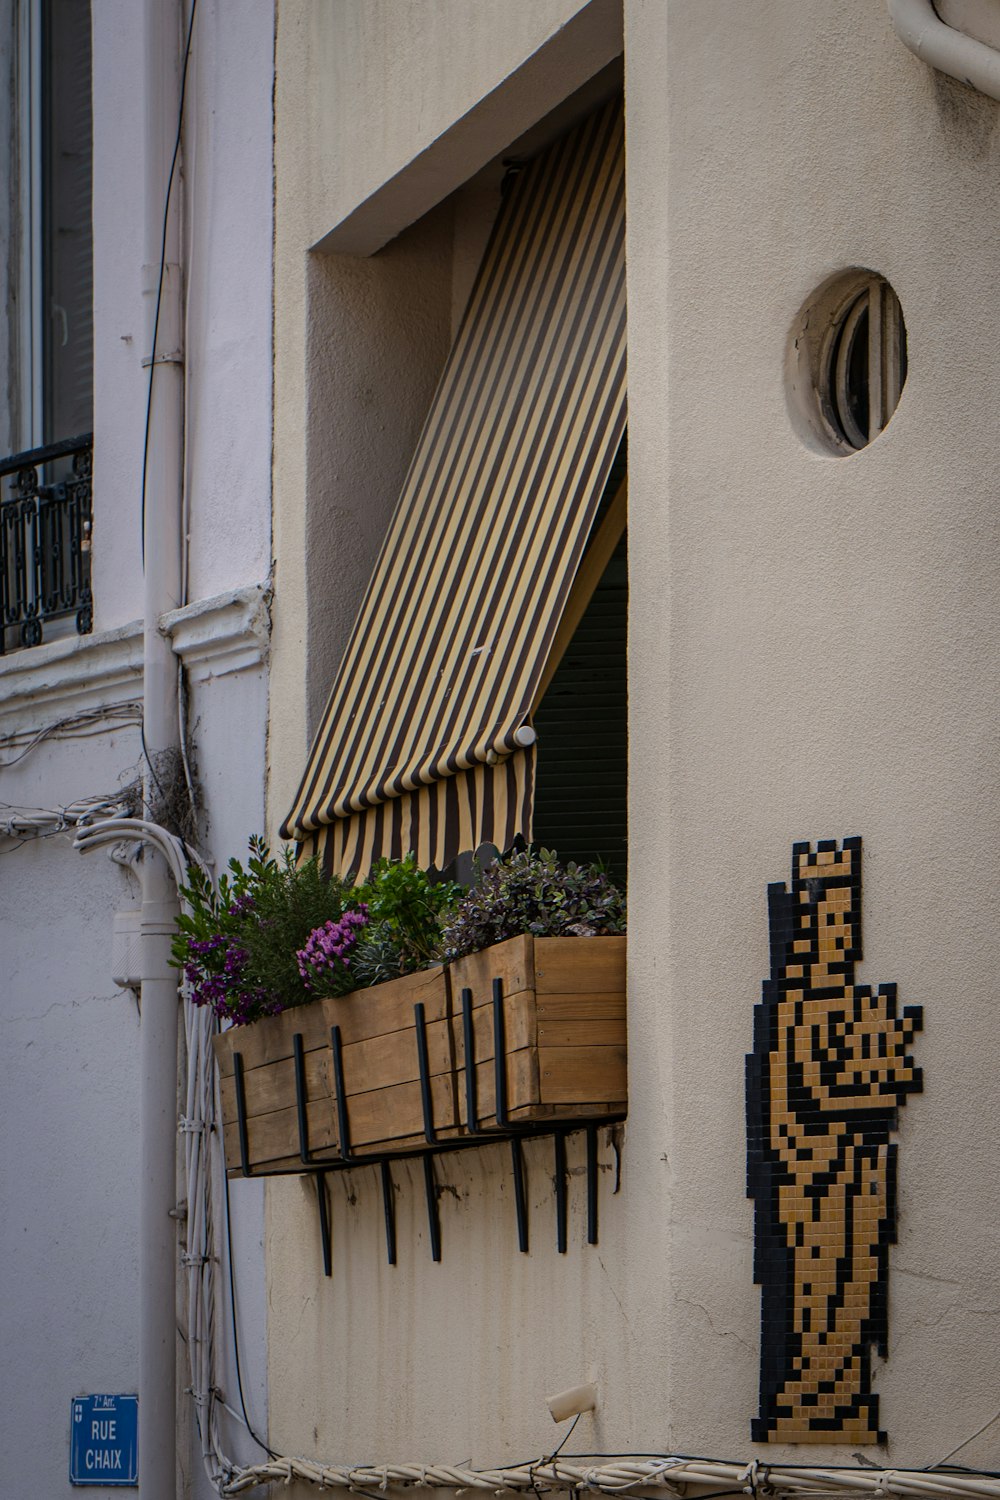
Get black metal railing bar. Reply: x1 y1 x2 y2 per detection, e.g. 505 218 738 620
0 432 93 654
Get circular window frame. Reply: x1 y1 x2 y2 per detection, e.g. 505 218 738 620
787 269 908 457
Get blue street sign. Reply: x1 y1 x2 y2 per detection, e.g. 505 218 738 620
70 1395 138 1487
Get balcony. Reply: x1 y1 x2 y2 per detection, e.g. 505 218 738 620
0 434 93 655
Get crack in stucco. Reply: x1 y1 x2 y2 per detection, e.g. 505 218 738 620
597 1254 636 1338
673 1294 753 1353
3 992 124 1025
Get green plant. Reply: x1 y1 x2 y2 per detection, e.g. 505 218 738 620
439 846 626 962
172 841 461 1024
351 854 460 988
171 837 361 1024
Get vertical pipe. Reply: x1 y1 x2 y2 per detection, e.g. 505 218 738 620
140 1 184 1496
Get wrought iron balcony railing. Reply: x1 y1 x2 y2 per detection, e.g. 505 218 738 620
0 433 93 655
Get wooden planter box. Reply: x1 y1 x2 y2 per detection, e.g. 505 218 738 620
215 999 335 1176
448 934 627 1130
321 963 461 1158
214 964 458 1176
215 937 627 1176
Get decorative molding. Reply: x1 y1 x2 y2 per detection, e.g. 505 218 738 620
161 583 271 683
0 583 271 740
0 619 143 738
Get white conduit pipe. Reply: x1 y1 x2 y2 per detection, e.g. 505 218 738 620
75 818 230 1491
0 795 132 838
220 1456 1000 1500
887 0 1000 100
139 0 186 1488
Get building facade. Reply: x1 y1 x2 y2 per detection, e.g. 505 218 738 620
2 3 1000 1499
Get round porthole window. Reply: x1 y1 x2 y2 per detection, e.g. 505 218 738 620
787 270 908 455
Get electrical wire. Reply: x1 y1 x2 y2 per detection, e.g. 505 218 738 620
140 0 199 571
0 702 142 768
223 1168 276 1459
544 1414 582 1466
0 794 134 839
933 1407 1000 1469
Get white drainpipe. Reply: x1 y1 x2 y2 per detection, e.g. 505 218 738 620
140 0 185 1495
887 0 1000 100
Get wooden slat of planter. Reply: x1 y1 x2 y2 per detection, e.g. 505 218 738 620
322 965 450 1044
454 989 625 1065
221 1093 338 1176
448 935 533 1007
325 966 461 1154
343 1069 459 1150
214 1004 329 1076
533 935 625 992
215 1009 336 1175
218 1046 330 1122
539 1045 627 1103
341 1012 454 1092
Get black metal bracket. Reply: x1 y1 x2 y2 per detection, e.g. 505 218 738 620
492 978 509 1128
461 986 478 1132
554 1129 569 1254
330 1023 360 1165
422 1153 441 1262
316 1174 332 1277
511 1136 528 1253
586 1122 599 1247
233 965 624 1277
233 1052 253 1179
380 1160 396 1266
414 1002 437 1145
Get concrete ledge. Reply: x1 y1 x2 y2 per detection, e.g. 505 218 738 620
161 583 271 683
0 619 144 736
314 0 623 256
0 582 272 739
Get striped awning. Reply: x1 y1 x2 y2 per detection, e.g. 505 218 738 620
283 97 626 878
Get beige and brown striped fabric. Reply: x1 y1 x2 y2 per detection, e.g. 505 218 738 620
283 97 626 878
297 747 535 881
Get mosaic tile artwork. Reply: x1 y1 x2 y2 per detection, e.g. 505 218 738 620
746 838 922 1444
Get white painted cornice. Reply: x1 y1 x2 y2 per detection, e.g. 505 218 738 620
160 583 271 683
0 583 271 739
0 619 144 736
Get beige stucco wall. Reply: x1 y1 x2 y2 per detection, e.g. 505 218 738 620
267 0 1000 1484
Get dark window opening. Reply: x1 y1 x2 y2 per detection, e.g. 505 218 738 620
41 0 92 444
531 449 628 885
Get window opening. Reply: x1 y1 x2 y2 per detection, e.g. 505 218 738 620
40 0 93 443
787 270 907 457
824 276 906 452
531 444 628 884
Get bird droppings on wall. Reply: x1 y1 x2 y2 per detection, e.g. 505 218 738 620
747 838 922 1443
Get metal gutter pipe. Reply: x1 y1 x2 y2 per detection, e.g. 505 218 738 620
887 0 1000 100
140 0 185 1495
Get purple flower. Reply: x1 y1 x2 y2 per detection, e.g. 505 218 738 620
295 906 369 991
